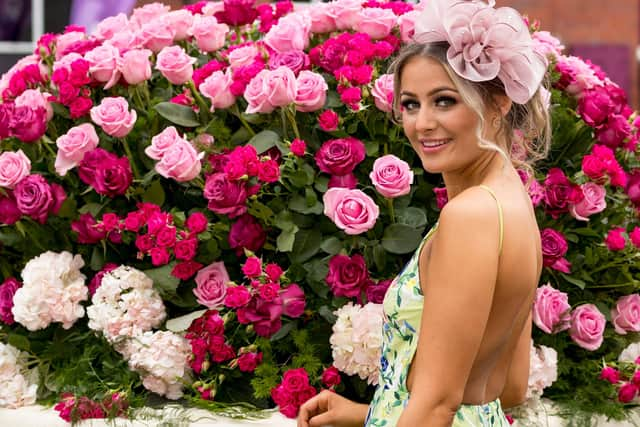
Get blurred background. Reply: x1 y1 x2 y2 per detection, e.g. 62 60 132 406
0 0 638 107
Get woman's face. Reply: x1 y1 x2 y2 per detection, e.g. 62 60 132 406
399 55 492 175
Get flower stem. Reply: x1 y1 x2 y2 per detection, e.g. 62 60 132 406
40 135 57 157
187 80 211 123
285 107 301 140
232 104 256 137
387 198 395 223
121 136 141 180
280 108 288 140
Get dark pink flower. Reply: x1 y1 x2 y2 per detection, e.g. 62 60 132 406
10 105 47 142
204 172 250 218
0 191 21 225
540 228 571 273
366 279 392 304
237 351 263 372
88 263 117 296
14 174 58 223
605 227 627 251
321 366 341 387
281 284 305 318
315 137 366 176
228 214 266 255
318 109 339 131
0 278 21 324
326 254 369 298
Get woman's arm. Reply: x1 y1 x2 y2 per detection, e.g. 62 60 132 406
297 390 369 427
500 313 532 409
397 189 502 427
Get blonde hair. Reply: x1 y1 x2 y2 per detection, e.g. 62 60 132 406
389 42 551 175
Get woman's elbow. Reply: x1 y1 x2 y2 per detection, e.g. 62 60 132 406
500 382 528 409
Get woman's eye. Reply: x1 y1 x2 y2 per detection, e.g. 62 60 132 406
435 96 456 107
400 99 419 111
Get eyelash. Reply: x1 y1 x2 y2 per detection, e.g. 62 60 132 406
400 96 457 111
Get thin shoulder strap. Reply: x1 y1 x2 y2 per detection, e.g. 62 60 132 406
478 185 504 256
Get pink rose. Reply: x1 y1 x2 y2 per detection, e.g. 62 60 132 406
14 174 62 223
194 261 230 309
155 140 202 182
162 9 194 41
242 256 262 278
540 228 571 273
0 150 31 189
268 51 310 76
55 123 99 176
315 137 366 176
203 172 249 218
0 277 21 325
569 182 607 221
605 227 627 251
398 10 419 42
371 74 394 113
146 127 184 161
227 45 260 70
237 351 263 372
264 13 311 53
119 49 152 85
130 3 171 29
190 15 229 52
569 304 605 351
200 70 236 111
323 187 379 235
224 286 252 308
354 7 396 39
281 284 305 318
155 46 197 85
532 284 571 334
369 154 413 198
321 366 341 388
244 67 297 114
630 227 640 249
108 29 142 52
326 254 369 298
308 4 337 33
94 13 129 41
331 0 363 30
295 70 328 113
140 20 176 52
318 109 339 131
612 294 640 335
85 44 121 89
14 88 53 121
619 382 638 403
228 214 266 255
90 97 137 138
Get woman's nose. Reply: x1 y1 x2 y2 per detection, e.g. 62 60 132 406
414 107 437 133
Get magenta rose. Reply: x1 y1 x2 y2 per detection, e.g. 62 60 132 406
268 51 310 75
605 227 627 251
78 148 133 197
577 88 613 127
14 174 59 223
281 367 310 393
0 192 21 225
228 214 266 255
215 0 258 26
630 227 640 249
90 97 137 138
569 182 606 221
155 45 197 85
0 150 31 189
318 109 339 131
155 140 202 182
55 123 99 176
242 256 262 278
281 284 305 318
0 103 14 139
540 228 571 273
433 186 449 209
87 263 118 296
224 286 252 308
0 277 21 324
321 366 342 388
599 367 621 384
544 168 582 219
237 295 283 337
72 213 107 244
619 382 638 403
611 294 640 335
626 170 640 206
186 212 208 234
328 173 358 189
569 304 606 351
10 105 47 143
532 284 571 334
174 238 198 261
596 114 632 148
237 352 263 372
325 254 369 298
271 384 298 418
581 155 606 182
294 70 328 112
315 137 366 176
366 278 392 304
265 263 284 282
369 154 414 198
171 261 203 280
323 187 379 235
194 261 230 309
203 172 249 218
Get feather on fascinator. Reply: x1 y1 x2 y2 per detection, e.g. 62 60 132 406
413 0 547 104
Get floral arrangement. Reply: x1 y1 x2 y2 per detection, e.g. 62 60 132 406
0 0 639 424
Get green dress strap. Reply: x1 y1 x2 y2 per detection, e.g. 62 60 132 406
478 185 504 256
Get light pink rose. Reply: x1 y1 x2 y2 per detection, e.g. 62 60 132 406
354 7 396 40
612 294 640 335
55 123 100 176
227 45 260 70
200 70 236 111
202 2 225 16
94 13 129 41
532 31 565 58
53 52 83 74
155 140 203 182
130 3 171 30
308 4 337 33
55 31 85 59
155 46 197 85
0 150 31 189
569 183 607 221
569 304 605 351
264 13 312 53
162 9 194 41
371 74 394 113
532 284 571 334
119 49 152 85
90 97 137 138
193 261 230 309
190 15 229 52
108 30 143 52
244 67 297 114
329 0 363 31
14 89 53 121
295 70 328 112
85 44 121 89
146 126 184 160
140 20 176 52
369 154 413 198
398 10 419 42
323 187 379 235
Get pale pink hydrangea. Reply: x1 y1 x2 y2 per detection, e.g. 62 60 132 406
87 266 166 343
526 340 558 399
123 330 192 399
0 343 37 408
330 302 384 385
12 251 88 331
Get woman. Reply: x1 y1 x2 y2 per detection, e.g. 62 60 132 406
298 0 550 426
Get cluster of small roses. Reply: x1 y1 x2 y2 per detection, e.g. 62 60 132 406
0 151 66 225
600 362 640 404
53 392 128 423
49 52 95 120
533 284 640 351
605 227 640 252
0 84 50 143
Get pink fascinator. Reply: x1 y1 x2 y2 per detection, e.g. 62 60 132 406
413 0 547 104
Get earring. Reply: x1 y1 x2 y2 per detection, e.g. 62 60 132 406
492 116 501 129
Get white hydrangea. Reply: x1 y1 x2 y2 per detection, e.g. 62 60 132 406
330 302 384 385
123 331 192 400
527 340 558 399
87 266 166 343
0 342 37 408
12 251 87 331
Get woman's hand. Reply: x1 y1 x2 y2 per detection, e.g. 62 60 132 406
297 390 369 427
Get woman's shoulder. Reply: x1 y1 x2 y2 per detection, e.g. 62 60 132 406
439 185 502 227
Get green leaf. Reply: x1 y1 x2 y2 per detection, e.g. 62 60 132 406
274 210 296 231
248 130 281 154
154 102 201 127
144 263 180 295
270 322 295 341
277 226 298 252
7 333 30 352
291 228 322 263
320 236 342 255
381 224 424 254
560 272 586 290
396 207 428 229
373 244 387 271
314 176 329 193
90 245 105 271
289 194 323 215
142 180 166 206
365 140 379 157
318 306 337 324
78 203 104 217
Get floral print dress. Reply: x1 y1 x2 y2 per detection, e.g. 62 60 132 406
364 223 510 427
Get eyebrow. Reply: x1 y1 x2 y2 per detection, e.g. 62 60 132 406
400 86 458 97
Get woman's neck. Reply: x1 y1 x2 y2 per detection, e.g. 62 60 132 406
442 152 508 200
